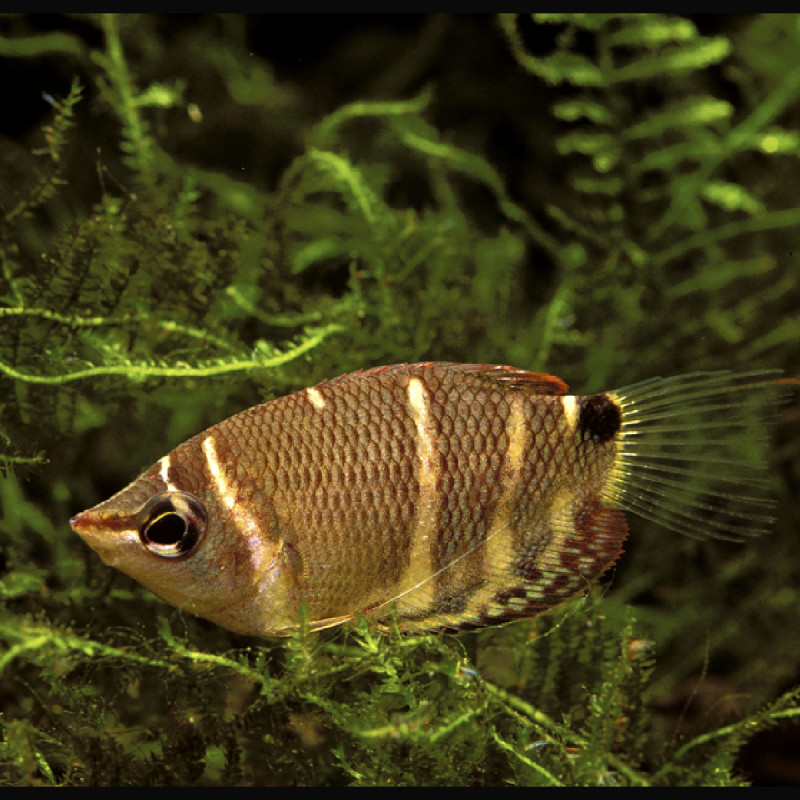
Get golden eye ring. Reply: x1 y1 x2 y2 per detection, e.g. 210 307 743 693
136 491 207 558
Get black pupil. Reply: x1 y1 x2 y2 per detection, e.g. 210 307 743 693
146 512 187 546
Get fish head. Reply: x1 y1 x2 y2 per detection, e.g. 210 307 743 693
70 431 300 637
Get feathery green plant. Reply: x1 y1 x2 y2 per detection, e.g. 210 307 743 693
1 13 799 786
499 13 800 387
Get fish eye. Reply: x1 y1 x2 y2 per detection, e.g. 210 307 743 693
136 491 207 558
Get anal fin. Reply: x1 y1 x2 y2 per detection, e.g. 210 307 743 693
458 495 628 630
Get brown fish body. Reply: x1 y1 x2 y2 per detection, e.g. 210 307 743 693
70 362 790 637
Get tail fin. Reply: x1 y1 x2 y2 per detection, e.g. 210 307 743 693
606 371 796 541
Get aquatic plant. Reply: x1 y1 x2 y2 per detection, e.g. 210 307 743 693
1 13 798 785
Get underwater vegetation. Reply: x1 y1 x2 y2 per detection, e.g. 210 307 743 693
0 13 799 786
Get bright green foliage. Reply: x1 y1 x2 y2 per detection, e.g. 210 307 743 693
499 13 800 387
1 13 799 786
4 588 798 786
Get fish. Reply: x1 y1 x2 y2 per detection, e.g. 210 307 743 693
69 363 794 637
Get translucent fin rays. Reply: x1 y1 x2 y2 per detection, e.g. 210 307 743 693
608 370 793 541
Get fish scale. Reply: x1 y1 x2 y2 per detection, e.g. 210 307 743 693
267 373 416 616
70 362 794 637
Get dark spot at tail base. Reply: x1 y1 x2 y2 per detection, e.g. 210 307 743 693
578 394 622 444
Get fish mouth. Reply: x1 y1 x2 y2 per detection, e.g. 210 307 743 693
69 510 111 552
70 509 137 535
70 508 138 546
69 511 109 540
69 509 141 568
69 511 90 534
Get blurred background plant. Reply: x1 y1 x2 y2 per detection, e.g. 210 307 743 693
0 13 798 785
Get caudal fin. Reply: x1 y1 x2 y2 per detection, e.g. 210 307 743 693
606 371 795 541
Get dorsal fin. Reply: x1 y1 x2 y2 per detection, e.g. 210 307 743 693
447 364 568 395
323 362 568 395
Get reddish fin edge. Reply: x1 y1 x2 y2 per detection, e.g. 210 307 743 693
321 362 568 395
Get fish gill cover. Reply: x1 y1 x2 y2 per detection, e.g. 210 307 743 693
0 13 799 786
